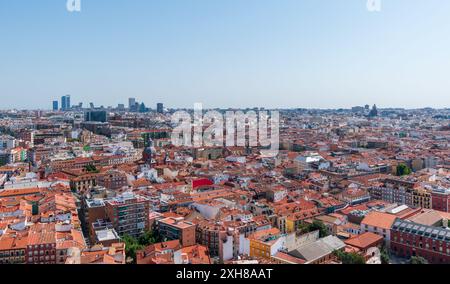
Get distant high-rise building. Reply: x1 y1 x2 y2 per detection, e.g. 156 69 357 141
117 104 125 111
139 102 147 113
157 103 164 114
52 101 58 111
85 110 108 122
129 98 136 110
66 95 71 110
61 96 67 110
61 95 71 111
369 104 378 117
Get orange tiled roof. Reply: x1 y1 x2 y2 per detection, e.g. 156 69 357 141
361 211 397 230
344 232 383 250
0 188 41 198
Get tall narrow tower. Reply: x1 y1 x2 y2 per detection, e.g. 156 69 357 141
142 136 156 166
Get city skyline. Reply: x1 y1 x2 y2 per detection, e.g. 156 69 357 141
1 0 450 271
1 0 450 110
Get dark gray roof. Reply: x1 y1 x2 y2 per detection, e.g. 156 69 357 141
391 219 450 241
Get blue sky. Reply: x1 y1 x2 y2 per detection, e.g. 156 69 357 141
1 0 449 109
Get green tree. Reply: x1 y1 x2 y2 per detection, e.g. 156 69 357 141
396 163 412 176
121 230 162 264
297 220 329 238
84 164 99 173
334 250 366 264
308 220 330 238
380 245 390 264
122 234 144 264
138 230 162 246
409 256 429 264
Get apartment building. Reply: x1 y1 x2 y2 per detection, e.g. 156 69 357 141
0 234 27 264
96 170 128 190
390 219 450 264
248 228 284 259
431 188 450 213
369 178 432 209
26 224 57 264
360 211 397 245
105 193 150 238
158 217 196 247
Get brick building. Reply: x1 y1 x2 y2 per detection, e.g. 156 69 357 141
431 188 450 213
390 219 450 264
97 170 128 190
158 217 196 247
26 223 57 264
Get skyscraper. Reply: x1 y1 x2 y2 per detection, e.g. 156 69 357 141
139 102 147 113
61 95 66 111
157 103 164 114
66 95 71 110
52 101 58 111
61 95 71 111
369 104 378 117
129 98 136 110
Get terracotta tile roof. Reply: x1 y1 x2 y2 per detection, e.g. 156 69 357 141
0 188 41 198
181 244 211 264
361 211 397 230
344 232 383 250
273 251 305 264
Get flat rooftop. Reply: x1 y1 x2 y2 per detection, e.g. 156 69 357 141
96 229 120 242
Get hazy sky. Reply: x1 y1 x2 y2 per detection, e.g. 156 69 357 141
1 0 450 110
